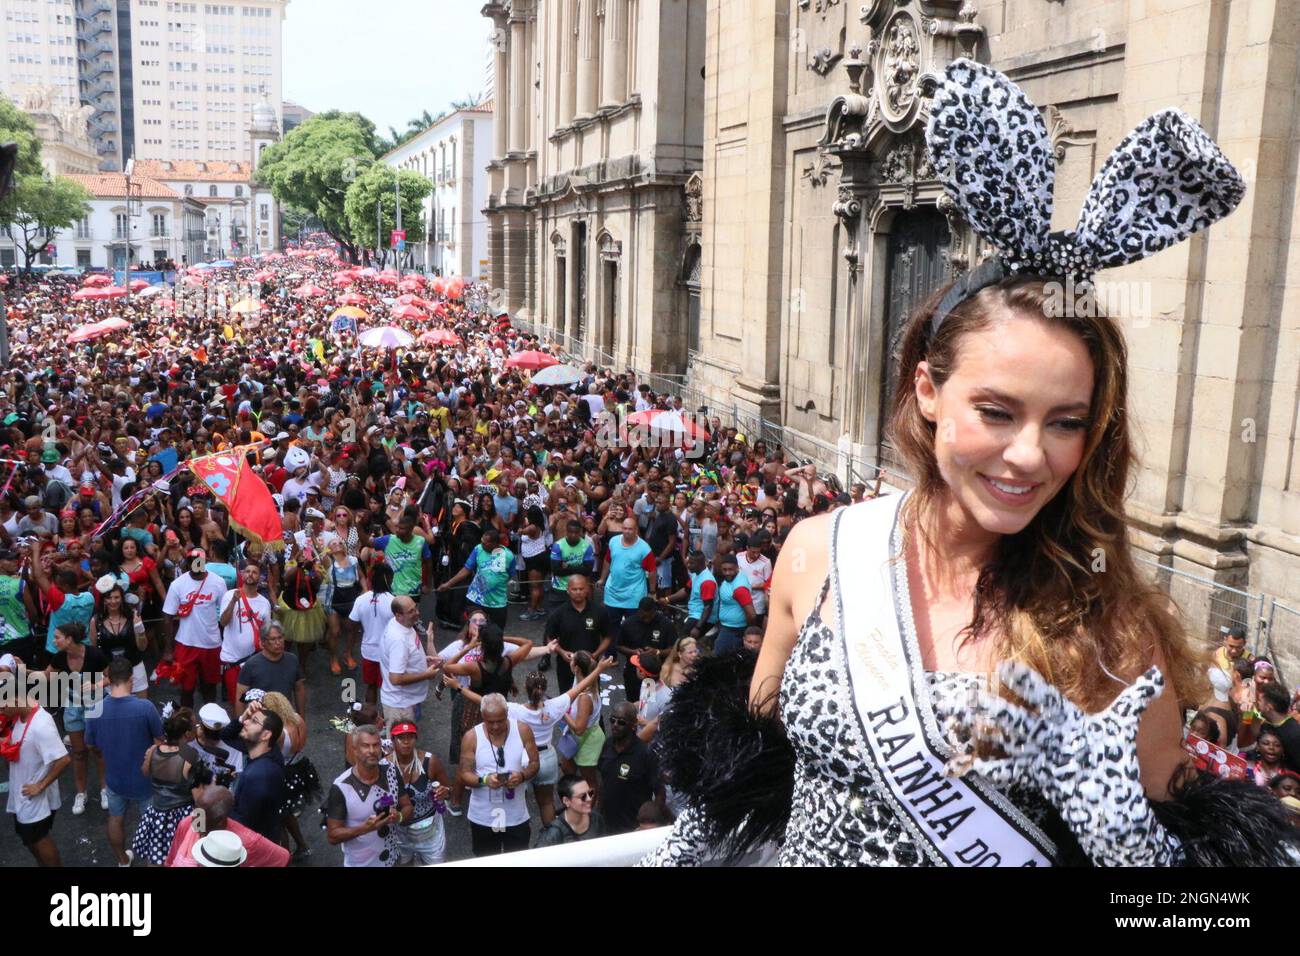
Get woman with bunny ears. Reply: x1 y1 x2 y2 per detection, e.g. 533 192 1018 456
642 59 1297 868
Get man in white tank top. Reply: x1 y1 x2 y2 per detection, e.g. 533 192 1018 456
458 693 540 856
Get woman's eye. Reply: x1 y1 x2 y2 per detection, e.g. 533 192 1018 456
1053 418 1090 432
976 406 1012 422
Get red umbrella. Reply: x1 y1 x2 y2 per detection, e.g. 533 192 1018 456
67 316 130 343
445 276 465 300
419 329 461 347
71 287 106 301
429 277 445 296
505 350 558 371
293 283 327 298
97 316 130 332
398 279 422 294
128 278 151 292
82 274 112 287
337 291 368 306
357 267 377 278
252 269 275 282
391 304 427 320
375 273 399 286
100 286 130 298
404 273 427 285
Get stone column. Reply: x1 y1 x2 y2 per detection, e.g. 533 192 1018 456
558 0 576 125
508 16 527 153
575 0 599 118
491 13 509 159
599 0 627 109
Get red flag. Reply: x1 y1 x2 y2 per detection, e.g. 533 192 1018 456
189 449 283 550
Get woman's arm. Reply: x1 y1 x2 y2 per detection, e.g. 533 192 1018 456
563 693 592 734
750 513 830 713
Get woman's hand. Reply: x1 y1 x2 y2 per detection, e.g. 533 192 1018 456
945 662 1179 867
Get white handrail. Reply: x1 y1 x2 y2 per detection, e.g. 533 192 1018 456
435 826 668 867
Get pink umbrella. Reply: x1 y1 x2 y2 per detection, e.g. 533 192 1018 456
626 409 710 440
338 292 368 306
67 316 129 344
128 278 151 292
357 267 377 278
332 274 355 287
398 280 423 294
97 316 130 332
293 283 327 298
375 273 399 286
71 288 106 301
505 350 559 371
100 286 129 298
391 304 427 320
252 269 275 282
82 274 112 287
419 329 461 347
183 275 205 287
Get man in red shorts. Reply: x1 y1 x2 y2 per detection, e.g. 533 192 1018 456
162 549 228 709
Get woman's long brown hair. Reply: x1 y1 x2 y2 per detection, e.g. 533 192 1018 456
889 277 1204 711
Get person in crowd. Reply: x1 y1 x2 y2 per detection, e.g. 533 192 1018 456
597 701 666 835
165 785 290 867
437 526 515 630
1257 682 1300 773
368 512 431 601
261 690 320 863
615 596 678 704
349 563 395 706
323 536 363 675
2 681 70 866
458 692 539 856
663 550 717 645
218 696 286 842
162 548 228 709
712 553 756 655
379 596 441 725
389 721 451 865
0 546 36 667
554 648 606 800
219 561 274 708
235 621 305 717
534 773 603 848
600 516 656 630
325 724 409 867
1213 624 1252 679
46 620 109 815
89 582 149 697
84 657 162 866
190 703 244 784
544 574 615 694
1244 724 1289 787
131 709 196 866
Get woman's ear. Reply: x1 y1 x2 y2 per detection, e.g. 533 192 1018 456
914 361 939 424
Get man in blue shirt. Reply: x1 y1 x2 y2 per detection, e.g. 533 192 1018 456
220 698 286 843
85 659 163 866
491 476 519 530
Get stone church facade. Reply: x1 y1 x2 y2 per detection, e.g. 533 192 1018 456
482 0 705 373
685 1 1300 639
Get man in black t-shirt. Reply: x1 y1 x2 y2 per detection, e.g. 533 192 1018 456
596 701 665 835
543 575 614 693
615 596 678 703
1259 683 1300 773
644 493 679 596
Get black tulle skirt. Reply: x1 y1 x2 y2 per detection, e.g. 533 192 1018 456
281 756 323 816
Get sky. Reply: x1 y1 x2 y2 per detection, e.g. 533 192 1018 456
283 0 492 138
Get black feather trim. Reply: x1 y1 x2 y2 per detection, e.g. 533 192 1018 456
656 649 794 860
1152 767 1300 866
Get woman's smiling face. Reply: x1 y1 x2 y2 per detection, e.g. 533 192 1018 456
914 309 1094 538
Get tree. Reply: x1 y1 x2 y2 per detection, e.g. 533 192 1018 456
0 174 91 272
0 96 45 183
342 165 431 264
255 112 378 261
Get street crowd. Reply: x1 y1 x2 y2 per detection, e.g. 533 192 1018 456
0 245 864 867
1 244 1296 869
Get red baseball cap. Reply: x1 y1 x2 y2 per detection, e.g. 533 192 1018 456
390 722 418 738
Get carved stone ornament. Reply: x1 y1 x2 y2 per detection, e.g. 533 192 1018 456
684 171 703 223
935 192 969 273
832 185 864 268
802 152 834 188
810 47 841 76
874 134 934 208
880 14 921 118
1044 105 1090 164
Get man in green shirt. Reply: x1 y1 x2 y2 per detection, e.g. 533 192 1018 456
548 519 596 610
438 527 514 630
0 547 35 665
372 514 432 599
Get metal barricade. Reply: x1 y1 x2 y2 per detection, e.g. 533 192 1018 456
1135 556 1265 654
1263 599 1300 686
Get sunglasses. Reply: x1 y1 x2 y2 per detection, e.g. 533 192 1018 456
570 792 594 803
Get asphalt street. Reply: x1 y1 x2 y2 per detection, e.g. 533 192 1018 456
0 593 632 867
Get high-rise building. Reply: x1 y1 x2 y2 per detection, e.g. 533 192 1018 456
1 0 81 111
280 98 311 134
127 0 288 162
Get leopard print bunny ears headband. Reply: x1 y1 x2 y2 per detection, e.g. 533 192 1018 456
924 58 1246 334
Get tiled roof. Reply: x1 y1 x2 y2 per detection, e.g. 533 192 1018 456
64 173 180 200
132 159 252 182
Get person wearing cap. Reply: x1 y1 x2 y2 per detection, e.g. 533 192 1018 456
83 657 163 866
165 786 289 868
190 703 244 784
161 547 229 711
389 720 451 865
615 597 678 705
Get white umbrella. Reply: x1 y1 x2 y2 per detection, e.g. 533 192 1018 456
358 326 415 349
135 285 168 298
530 363 585 387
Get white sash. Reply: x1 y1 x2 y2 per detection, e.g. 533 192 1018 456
833 494 1056 867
